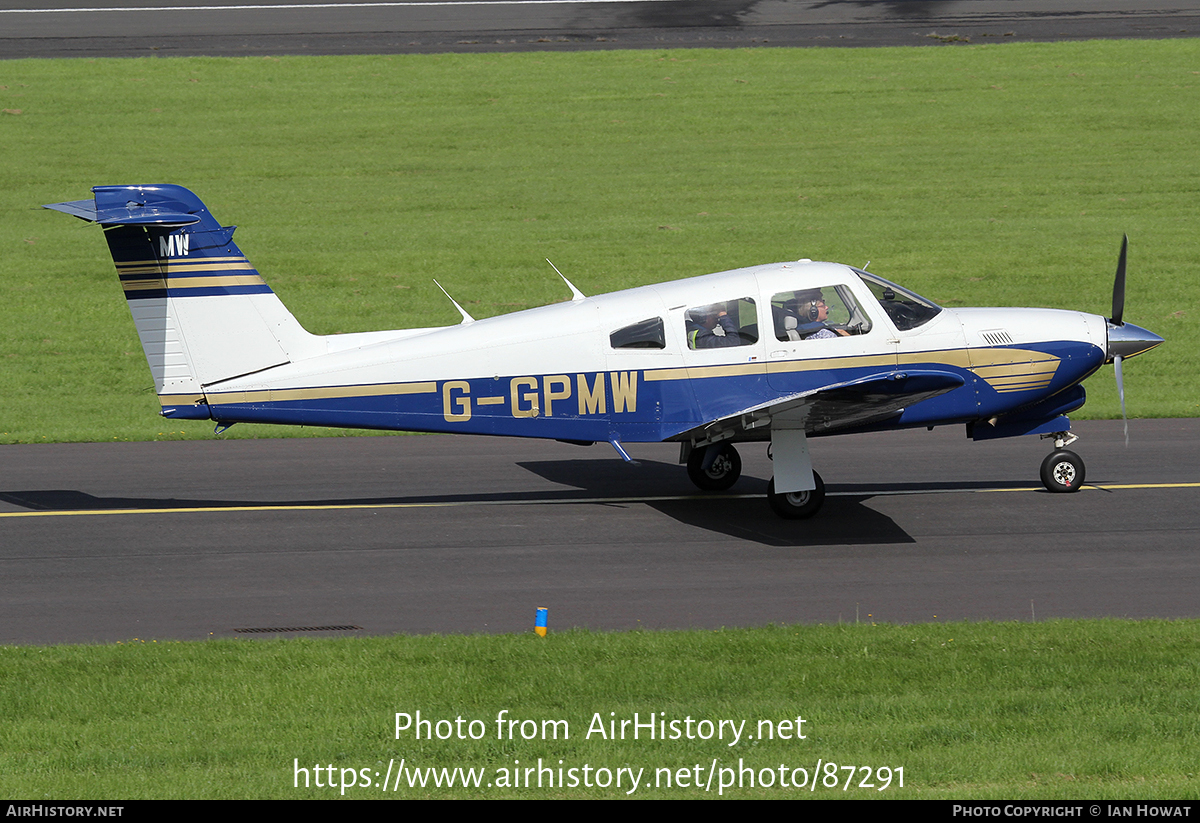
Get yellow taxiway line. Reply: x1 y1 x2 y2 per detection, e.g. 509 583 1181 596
1 482 1198 519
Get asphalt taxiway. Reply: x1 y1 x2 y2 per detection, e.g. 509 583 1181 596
2 418 1197 644
2 0 1198 58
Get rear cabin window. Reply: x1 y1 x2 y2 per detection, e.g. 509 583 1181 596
610 317 666 349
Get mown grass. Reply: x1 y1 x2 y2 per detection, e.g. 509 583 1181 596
2 40 1197 444
1 620 1198 798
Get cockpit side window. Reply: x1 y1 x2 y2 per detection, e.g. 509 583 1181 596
771 285 872 341
684 298 758 350
854 270 942 331
610 317 666 350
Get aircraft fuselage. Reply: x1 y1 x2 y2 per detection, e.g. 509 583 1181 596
185 262 1108 445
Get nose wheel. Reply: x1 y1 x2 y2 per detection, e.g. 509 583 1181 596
1040 449 1085 493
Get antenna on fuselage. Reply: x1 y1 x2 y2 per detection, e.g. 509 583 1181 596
433 279 474 324
546 259 585 301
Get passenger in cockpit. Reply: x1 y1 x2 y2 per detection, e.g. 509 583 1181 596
686 303 742 349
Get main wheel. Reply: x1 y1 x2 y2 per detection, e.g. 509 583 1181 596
686 443 742 491
1040 450 1085 493
767 471 825 519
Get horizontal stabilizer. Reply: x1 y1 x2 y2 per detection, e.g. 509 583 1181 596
43 199 102 222
44 185 213 227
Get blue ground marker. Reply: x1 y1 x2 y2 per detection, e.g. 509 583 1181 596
535 607 548 637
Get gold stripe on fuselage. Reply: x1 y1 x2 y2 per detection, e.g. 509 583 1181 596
205 382 438 405
644 362 766 382
770 352 899 376
646 348 1060 395
158 393 206 406
175 347 1063 408
966 351 1059 392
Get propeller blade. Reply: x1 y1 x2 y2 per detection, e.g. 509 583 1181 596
1114 353 1128 447
1111 234 1127 325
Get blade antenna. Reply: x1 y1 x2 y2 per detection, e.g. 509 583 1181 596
547 259 585 301
433 279 474 325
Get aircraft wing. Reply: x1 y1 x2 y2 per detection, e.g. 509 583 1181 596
677 369 966 444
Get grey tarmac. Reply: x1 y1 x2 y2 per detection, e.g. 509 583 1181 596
2 418 1197 645
1 0 1198 58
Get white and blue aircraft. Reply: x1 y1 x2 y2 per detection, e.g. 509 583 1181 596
46 184 1163 519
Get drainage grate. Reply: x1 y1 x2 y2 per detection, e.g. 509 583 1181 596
233 625 363 634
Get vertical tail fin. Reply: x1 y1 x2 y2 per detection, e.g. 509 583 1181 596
46 185 321 419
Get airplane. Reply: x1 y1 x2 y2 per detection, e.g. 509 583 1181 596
45 184 1164 519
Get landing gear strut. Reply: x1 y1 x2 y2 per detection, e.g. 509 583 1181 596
1040 431 1085 493
686 442 742 491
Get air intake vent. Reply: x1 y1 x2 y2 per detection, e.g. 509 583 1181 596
981 329 1014 346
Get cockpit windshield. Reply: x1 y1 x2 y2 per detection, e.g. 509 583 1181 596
853 269 942 331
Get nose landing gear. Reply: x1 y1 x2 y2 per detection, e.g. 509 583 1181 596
1040 432 1085 493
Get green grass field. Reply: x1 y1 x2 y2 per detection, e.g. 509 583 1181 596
2 620 1199 799
2 40 1198 444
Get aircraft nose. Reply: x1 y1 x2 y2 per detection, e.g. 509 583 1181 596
1107 321 1164 362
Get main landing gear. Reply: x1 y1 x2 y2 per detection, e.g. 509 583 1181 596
767 472 826 520
1040 432 1085 493
686 442 742 491
685 442 828 519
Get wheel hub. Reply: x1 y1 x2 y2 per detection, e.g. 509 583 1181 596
707 455 731 478
1052 461 1076 486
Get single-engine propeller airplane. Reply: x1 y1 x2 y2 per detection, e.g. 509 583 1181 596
46 185 1163 519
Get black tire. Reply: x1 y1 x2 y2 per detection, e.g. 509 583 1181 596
1040 450 1085 493
686 443 742 491
767 471 826 519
